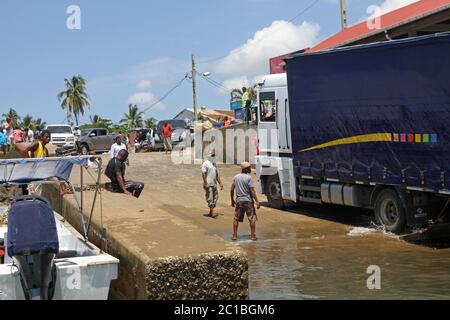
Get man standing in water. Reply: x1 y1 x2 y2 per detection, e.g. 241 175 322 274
230 161 260 241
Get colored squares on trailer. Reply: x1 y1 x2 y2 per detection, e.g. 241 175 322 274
393 134 399 142
400 134 407 142
393 133 437 144
431 134 438 143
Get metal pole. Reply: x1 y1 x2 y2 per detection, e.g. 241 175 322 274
86 158 102 240
80 165 83 212
340 0 348 31
192 54 198 121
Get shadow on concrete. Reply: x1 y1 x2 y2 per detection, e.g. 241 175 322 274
261 201 374 228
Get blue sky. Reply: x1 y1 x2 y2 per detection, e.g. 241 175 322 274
0 0 416 125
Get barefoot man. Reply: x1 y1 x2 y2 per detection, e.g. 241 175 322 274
201 151 223 218
231 161 260 241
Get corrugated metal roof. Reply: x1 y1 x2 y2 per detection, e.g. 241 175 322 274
308 0 450 53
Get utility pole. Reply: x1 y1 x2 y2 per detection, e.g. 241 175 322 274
340 0 348 31
192 54 198 121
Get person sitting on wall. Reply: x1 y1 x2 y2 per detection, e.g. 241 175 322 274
105 149 144 198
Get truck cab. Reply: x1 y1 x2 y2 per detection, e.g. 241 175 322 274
45 125 76 149
256 74 297 208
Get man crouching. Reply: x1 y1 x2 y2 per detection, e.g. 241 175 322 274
105 149 144 198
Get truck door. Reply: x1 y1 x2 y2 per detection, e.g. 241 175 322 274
276 87 292 153
258 90 278 154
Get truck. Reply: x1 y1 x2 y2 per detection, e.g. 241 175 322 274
256 34 450 234
78 128 116 155
45 124 76 150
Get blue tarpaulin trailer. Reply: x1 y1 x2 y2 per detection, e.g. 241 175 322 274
285 33 450 193
256 34 450 234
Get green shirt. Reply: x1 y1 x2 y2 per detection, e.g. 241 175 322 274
242 91 250 109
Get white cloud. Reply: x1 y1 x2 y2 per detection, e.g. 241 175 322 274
128 92 165 111
367 0 419 19
222 75 265 92
91 57 190 90
138 80 152 90
214 20 320 77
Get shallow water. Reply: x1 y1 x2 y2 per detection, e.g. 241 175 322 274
237 204 450 300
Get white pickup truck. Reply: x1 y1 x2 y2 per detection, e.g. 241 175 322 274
45 125 76 149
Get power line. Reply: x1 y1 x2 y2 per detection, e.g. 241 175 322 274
197 0 320 65
141 73 190 114
197 72 232 93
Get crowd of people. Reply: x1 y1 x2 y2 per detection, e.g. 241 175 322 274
0 117 37 157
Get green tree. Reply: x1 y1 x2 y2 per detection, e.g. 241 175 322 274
20 114 33 129
89 114 112 128
230 86 257 103
2 108 21 128
144 117 158 129
31 118 47 132
57 75 91 126
110 124 129 134
121 104 143 129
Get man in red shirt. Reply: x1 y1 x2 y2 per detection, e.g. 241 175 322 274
162 123 173 154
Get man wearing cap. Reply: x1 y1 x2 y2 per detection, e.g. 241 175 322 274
231 161 260 241
201 151 223 218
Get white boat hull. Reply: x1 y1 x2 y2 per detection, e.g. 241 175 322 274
0 213 119 300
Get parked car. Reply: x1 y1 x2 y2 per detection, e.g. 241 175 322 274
78 128 116 155
155 120 193 151
45 124 76 150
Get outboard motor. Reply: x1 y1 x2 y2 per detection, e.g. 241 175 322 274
7 195 59 300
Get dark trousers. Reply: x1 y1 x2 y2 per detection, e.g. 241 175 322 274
106 181 145 198
125 181 145 198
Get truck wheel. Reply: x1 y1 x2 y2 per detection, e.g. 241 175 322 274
81 145 89 156
266 175 285 210
374 189 406 234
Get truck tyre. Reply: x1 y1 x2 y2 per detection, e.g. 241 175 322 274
81 144 89 156
374 189 406 234
266 175 285 210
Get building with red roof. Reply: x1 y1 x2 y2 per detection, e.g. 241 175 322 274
270 0 450 73
308 0 450 53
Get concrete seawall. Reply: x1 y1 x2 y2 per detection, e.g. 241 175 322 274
42 183 249 300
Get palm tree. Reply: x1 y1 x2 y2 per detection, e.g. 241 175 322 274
2 108 21 128
57 75 91 126
230 86 257 103
110 124 129 134
20 114 33 129
144 117 158 129
31 118 47 132
121 104 143 129
89 114 112 128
